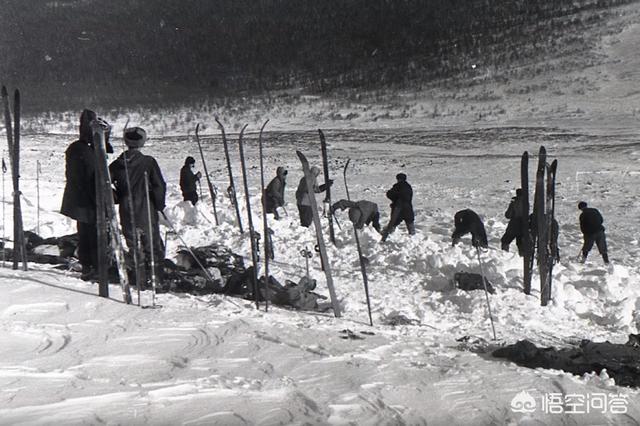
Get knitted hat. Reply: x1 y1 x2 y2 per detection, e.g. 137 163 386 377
396 173 407 181
185 156 196 165
578 201 587 210
124 127 147 148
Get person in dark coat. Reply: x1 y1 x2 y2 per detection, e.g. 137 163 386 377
578 201 609 264
109 127 167 284
331 199 381 233
264 166 287 219
501 189 526 254
295 166 332 227
60 109 112 280
381 173 415 241
179 156 201 205
452 209 488 248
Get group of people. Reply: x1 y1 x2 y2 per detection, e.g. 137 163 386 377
60 109 609 286
265 167 416 240
499 189 608 264
61 110 166 282
452 189 609 265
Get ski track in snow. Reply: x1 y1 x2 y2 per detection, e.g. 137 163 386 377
0 127 639 424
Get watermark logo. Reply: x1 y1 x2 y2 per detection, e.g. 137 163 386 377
511 390 537 413
510 391 628 415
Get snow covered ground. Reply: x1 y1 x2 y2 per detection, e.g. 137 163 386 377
3 4 640 424
0 124 639 425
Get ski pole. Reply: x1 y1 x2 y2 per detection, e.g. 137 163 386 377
195 123 219 225
144 172 157 308
332 211 342 231
258 119 270 312
1 156 5 268
476 247 497 340
36 160 40 235
282 206 289 217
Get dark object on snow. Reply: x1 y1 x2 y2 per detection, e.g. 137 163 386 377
23 231 44 251
627 334 640 348
493 337 640 387
454 272 495 294
452 209 488 248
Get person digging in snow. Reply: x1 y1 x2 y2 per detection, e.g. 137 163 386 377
179 156 202 206
60 109 113 281
452 209 488 248
500 188 526 254
295 166 333 227
381 173 415 241
264 166 287 220
577 201 609 264
331 199 381 233
109 127 167 286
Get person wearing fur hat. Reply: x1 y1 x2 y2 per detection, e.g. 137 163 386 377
60 109 112 280
295 166 333 227
109 127 167 286
577 201 609 264
381 172 415 241
264 166 288 219
179 156 202 205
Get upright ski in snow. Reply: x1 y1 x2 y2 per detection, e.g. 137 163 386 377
92 121 132 304
521 151 533 294
541 159 558 306
318 129 336 245
1 86 27 270
257 119 270 312
195 123 219 225
534 146 548 306
343 159 373 326
296 150 341 317
215 118 243 233
237 124 260 309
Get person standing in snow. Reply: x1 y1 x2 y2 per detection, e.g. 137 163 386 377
109 127 167 285
452 209 488 248
381 173 415 241
501 188 526 254
577 201 609 264
331 199 382 233
179 156 202 206
295 166 332 227
60 109 113 281
264 166 287 220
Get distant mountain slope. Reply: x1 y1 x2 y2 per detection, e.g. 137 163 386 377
0 0 637 112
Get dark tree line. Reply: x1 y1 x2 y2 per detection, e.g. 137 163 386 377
0 0 634 111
